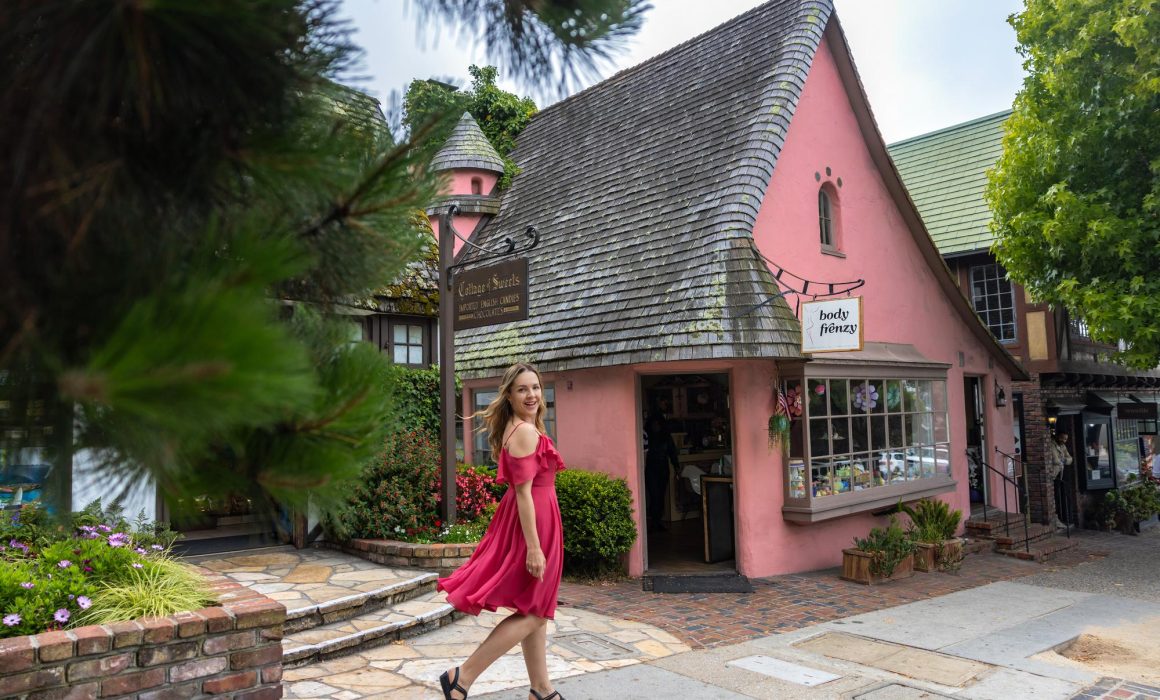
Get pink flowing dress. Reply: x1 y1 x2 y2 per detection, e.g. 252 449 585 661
437 431 565 619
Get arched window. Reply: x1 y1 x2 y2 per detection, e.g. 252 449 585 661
818 189 834 247
470 177 483 195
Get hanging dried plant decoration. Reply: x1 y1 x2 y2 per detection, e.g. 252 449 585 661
769 388 792 449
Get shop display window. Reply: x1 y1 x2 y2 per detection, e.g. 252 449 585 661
781 372 953 522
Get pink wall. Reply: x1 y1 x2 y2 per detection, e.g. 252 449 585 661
432 168 500 257
741 33 1018 576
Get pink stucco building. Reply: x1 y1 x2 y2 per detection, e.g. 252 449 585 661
438 0 1027 581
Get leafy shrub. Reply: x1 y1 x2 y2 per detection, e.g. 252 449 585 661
853 515 917 577
555 469 636 577
0 502 208 638
386 365 458 440
900 498 962 543
1101 476 1160 532
329 429 442 542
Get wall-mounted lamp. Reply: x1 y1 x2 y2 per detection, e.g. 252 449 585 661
1046 399 1060 428
1047 414 1057 427
994 381 1007 408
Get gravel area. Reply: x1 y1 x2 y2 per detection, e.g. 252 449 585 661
1014 524 1160 601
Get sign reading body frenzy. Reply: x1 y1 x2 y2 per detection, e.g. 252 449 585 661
454 257 529 330
801 297 864 353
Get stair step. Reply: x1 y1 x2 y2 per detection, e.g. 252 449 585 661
284 570 438 634
282 590 458 666
991 524 1057 547
997 535 1079 562
965 513 1028 534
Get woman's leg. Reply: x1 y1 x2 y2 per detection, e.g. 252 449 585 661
446 613 543 697
521 618 553 699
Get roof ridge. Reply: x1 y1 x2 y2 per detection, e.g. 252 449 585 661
532 0 820 123
887 109 1013 149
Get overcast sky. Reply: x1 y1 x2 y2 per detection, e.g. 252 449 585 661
338 0 1026 144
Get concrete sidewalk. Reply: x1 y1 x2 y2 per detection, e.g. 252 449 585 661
475 529 1160 700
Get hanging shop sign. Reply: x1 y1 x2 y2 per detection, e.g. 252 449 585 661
453 257 528 330
1116 402 1157 420
801 297 864 353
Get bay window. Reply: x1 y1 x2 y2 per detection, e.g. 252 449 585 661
781 361 955 523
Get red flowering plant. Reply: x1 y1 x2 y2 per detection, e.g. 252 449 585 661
328 431 499 544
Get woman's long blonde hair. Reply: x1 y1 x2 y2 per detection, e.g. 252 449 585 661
476 363 547 457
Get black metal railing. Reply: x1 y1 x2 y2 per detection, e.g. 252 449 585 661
969 449 1030 553
994 446 1072 540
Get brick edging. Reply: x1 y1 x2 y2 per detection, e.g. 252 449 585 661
323 538 478 572
0 567 285 699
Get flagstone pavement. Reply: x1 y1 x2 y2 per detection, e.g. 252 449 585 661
182 534 1110 699
184 547 690 699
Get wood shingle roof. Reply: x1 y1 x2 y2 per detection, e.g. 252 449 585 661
432 112 505 174
453 0 833 378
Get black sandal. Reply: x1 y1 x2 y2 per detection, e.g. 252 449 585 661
530 690 563 700
439 667 468 699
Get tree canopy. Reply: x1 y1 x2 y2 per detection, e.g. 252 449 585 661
404 65 538 189
987 0 1160 368
0 0 644 520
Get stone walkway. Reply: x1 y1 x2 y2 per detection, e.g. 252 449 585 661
282 606 689 699
186 548 425 611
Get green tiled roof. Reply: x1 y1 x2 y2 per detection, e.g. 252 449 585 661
887 110 1010 256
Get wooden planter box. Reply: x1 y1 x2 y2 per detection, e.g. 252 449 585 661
938 538 964 568
914 542 937 572
840 549 915 585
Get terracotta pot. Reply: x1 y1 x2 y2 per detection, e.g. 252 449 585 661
938 538 964 568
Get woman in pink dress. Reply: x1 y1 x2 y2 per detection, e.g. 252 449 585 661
437 362 566 700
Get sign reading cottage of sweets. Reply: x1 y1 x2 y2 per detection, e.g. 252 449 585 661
801 297 864 353
453 257 529 331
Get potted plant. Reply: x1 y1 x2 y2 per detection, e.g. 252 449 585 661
841 515 917 585
901 497 963 571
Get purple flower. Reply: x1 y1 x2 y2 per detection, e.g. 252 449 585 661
83 566 93 573
150 545 164 551
107 533 129 548
135 547 146 555
131 562 143 569
9 539 29 553
67 594 75 600
98 524 112 532
77 596 92 610
58 560 71 568
53 609 70 624
3 613 21 626
19 582 33 590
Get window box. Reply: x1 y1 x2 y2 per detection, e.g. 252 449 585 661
778 345 955 523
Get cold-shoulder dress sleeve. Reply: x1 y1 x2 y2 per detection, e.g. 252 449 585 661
496 434 566 485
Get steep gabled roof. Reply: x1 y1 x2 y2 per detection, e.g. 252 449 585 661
887 111 1010 257
454 0 832 377
432 112 505 174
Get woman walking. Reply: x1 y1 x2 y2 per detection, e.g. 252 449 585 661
437 362 566 700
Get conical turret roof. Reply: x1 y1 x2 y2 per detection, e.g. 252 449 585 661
431 112 505 174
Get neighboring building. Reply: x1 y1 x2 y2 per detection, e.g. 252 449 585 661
444 0 1027 579
890 111 1160 529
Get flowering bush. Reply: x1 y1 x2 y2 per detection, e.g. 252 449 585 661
0 502 209 639
328 431 499 543
448 464 497 522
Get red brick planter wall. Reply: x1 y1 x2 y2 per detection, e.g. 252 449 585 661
0 569 285 699
328 539 478 573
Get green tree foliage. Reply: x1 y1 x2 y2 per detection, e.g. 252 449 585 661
404 66 538 189
415 0 651 95
987 0 1160 368
0 1 641 521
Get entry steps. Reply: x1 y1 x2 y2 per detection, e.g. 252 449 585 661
964 510 1078 561
281 570 460 666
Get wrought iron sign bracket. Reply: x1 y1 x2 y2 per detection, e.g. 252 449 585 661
442 205 541 290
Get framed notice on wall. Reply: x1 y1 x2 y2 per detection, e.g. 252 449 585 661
801 297 864 353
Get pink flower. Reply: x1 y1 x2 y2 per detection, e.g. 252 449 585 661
19 582 33 589
3 613 21 626
77 596 92 610
58 560 71 568
53 609 70 623
131 562 143 569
